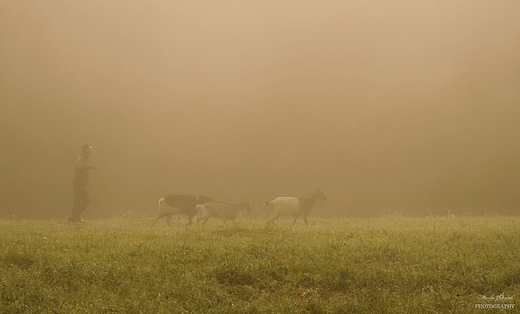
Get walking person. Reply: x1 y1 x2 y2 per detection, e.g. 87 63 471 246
69 145 96 222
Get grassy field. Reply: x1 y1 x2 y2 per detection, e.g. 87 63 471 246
0 216 519 313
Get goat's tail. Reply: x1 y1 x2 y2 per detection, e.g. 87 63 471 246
152 198 166 226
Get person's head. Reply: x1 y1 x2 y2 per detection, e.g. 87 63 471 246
81 145 92 158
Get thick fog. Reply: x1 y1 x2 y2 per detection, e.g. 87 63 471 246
1 1 520 219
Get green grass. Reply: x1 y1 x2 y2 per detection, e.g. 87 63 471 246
1 217 519 313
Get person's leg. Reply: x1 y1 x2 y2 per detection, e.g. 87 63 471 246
77 185 90 221
69 184 82 222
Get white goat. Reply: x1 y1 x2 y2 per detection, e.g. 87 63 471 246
265 188 327 225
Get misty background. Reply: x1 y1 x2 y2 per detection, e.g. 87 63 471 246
1 1 519 219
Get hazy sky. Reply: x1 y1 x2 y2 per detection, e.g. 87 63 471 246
1 1 520 218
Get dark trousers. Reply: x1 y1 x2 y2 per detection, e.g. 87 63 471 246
70 183 90 221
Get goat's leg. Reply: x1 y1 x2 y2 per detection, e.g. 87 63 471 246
152 211 169 225
266 215 279 225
